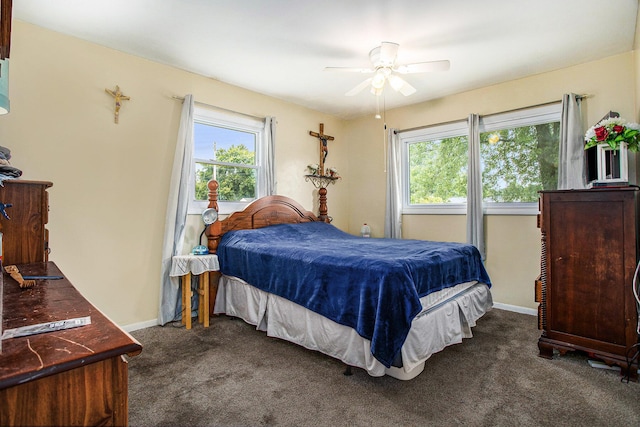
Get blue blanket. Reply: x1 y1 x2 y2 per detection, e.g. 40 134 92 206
218 221 491 367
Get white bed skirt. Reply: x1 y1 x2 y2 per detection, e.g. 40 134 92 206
214 275 493 380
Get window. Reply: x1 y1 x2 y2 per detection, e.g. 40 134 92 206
190 106 266 214
402 120 469 214
401 103 561 215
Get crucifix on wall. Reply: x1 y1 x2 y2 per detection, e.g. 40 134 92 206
307 123 339 223
309 123 334 176
105 85 130 124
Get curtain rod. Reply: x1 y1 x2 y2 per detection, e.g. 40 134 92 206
482 94 591 119
395 94 592 134
172 95 265 121
395 117 467 134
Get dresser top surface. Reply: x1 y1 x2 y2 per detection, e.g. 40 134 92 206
0 179 53 188
0 261 142 389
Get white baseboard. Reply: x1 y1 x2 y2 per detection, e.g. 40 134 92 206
493 302 537 316
122 318 159 333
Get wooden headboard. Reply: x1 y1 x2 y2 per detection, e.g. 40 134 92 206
204 180 320 253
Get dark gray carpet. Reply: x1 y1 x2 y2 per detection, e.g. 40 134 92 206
128 309 640 426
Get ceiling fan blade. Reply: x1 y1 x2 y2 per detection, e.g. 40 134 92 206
388 74 416 96
324 66 374 74
395 60 450 74
398 80 416 96
345 78 373 96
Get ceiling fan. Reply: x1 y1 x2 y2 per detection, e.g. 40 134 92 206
325 42 450 97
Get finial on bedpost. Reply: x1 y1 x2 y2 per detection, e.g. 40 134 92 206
206 179 221 254
207 179 219 211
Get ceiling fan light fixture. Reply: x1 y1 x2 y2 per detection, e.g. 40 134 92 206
330 42 449 98
371 71 386 90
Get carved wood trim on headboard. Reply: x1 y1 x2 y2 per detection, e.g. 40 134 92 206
205 180 320 253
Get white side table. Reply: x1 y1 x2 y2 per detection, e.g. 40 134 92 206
170 254 220 329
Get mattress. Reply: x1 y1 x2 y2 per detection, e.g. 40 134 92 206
214 275 493 380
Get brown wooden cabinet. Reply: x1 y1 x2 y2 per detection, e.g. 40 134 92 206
0 179 52 265
0 262 142 426
0 179 142 425
537 188 639 379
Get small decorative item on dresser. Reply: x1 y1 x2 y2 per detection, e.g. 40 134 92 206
585 113 639 187
4 264 35 288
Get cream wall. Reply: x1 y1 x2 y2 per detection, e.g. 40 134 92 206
2 20 639 326
1 21 347 327
346 52 637 310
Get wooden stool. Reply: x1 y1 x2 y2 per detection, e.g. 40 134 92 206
170 254 220 330
179 271 210 329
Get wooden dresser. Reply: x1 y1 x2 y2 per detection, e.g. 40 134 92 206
0 179 142 425
537 188 639 379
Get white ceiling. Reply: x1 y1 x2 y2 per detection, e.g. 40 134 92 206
12 0 639 119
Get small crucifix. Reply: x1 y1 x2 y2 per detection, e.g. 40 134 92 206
309 123 335 176
105 85 131 124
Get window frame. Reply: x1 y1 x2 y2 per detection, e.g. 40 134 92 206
188 105 266 215
400 120 469 215
479 103 561 215
400 103 562 216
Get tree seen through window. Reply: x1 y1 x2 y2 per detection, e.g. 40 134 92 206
407 121 560 205
194 121 257 202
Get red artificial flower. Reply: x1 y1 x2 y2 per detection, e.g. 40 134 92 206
613 125 625 133
594 126 609 141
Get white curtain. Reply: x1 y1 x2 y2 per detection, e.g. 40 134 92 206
159 95 195 325
384 127 402 238
260 116 277 196
467 114 485 259
558 93 586 189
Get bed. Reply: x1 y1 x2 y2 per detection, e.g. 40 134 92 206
205 180 493 380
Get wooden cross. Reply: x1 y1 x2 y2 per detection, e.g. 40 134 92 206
309 123 334 176
105 85 131 124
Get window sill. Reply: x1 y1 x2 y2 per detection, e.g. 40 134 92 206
188 200 253 216
402 203 539 216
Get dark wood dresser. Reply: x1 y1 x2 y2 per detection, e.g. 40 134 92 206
537 188 639 379
0 179 142 425
0 179 52 265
